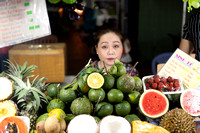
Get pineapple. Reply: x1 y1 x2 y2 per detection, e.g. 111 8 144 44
8 75 48 130
3 60 48 131
4 60 37 81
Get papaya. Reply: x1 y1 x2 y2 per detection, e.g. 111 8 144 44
0 116 28 133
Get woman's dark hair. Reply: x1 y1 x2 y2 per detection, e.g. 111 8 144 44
94 28 125 47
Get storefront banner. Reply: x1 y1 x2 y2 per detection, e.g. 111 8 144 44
0 0 51 48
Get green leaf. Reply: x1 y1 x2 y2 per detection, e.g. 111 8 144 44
32 91 40 111
31 87 48 102
17 89 29 100
8 74 27 89
20 61 28 73
17 98 26 104
23 65 37 75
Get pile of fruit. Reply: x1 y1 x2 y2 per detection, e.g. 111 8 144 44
44 59 143 123
0 59 199 133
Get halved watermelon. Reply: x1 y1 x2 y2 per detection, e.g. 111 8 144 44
139 89 169 118
180 89 200 116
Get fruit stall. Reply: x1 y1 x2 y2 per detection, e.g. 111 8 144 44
0 56 200 133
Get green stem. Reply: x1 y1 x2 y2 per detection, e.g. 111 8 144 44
57 83 60 100
129 62 139 75
103 61 108 74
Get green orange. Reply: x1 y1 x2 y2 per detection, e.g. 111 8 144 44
88 88 105 103
95 102 113 118
107 89 124 103
117 74 135 93
115 101 131 116
59 88 77 103
102 74 115 90
36 113 48 124
47 99 65 112
127 91 141 104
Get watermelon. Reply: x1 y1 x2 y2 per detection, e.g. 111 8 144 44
139 89 169 118
180 89 200 116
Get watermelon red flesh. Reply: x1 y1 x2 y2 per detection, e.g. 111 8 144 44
182 91 200 115
142 92 167 116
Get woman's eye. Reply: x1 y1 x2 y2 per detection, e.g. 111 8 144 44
114 45 119 48
102 46 107 49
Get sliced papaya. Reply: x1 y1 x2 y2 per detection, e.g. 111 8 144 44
0 116 28 133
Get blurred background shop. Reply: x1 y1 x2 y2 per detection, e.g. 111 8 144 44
0 0 196 82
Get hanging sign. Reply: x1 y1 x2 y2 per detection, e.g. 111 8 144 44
0 0 51 48
158 48 200 89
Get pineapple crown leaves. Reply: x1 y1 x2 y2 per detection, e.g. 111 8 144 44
8 74 48 112
4 60 37 81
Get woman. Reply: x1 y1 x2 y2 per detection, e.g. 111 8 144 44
90 28 138 76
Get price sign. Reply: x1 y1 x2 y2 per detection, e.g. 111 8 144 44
158 48 200 89
0 0 51 48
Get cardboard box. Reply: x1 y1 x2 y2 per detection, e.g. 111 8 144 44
9 43 66 83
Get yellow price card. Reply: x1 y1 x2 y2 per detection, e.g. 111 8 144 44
158 48 200 89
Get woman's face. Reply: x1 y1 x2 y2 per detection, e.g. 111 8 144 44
96 32 123 67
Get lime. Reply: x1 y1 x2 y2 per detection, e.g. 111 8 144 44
88 88 105 103
65 114 75 124
59 88 77 103
47 99 65 112
116 65 127 77
93 116 101 123
127 91 141 104
30 130 37 133
108 65 117 76
36 113 48 124
48 108 66 122
47 84 59 98
70 97 93 115
86 67 98 74
125 114 140 124
133 76 143 92
63 0 76 4
48 0 60 4
102 74 115 90
87 72 104 89
77 74 90 93
115 101 131 116
117 74 135 93
107 89 124 103
96 102 113 118
115 59 124 66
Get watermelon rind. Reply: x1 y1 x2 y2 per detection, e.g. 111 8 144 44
180 89 200 116
139 89 169 119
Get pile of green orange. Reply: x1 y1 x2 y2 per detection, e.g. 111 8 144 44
40 59 143 125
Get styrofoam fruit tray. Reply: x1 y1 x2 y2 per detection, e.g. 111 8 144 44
142 75 184 95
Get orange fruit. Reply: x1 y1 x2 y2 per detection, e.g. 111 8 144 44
36 113 48 124
78 74 90 93
47 99 65 112
87 72 104 89
115 101 131 116
48 108 66 122
102 74 115 90
47 84 59 98
116 65 127 77
107 89 124 103
127 91 141 104
95 102 113 118
117 74 135 93
59 88 77 103
88 88 105 103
